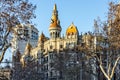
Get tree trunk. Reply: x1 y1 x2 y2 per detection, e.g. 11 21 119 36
107 78 111 80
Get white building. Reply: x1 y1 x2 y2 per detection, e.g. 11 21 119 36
11 24 39 55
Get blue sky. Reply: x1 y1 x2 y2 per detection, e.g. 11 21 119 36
30 0 118 37
3 0 119 62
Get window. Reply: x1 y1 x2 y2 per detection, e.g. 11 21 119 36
50 45 53 49
50 33 52 37
68 33 70 35
66 43 69 48
49 53 51 59
24 29 28 37
50 63 54 67
50 71 53 77
50 53 53 59
46 56 48 62
119 64 120 69
60 45 63 48
47 64 48 70
46 73 48 78
71 32 74 35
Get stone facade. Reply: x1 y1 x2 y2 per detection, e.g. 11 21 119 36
12 4 98 80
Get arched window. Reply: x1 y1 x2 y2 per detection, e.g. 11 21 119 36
53 32 55 38
57 32 59 37
71 32 74 35
67 33 70 36
55 32 57 38
50 32 52 37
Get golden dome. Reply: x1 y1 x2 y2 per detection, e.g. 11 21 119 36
66 23 78 35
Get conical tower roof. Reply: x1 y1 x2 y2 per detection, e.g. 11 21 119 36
49 4 61 30
24 42 32 55
25 43 32 50
38 32 46 43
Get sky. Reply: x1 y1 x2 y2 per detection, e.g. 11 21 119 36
3 0 119 63
30 0 119 37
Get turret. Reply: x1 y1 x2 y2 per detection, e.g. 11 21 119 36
38 32 46 47
49 4 61 39
20 42 32 67
66 22 79 39
24 42 32 55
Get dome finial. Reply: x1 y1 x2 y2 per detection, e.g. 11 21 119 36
54 4 57 11
72 22 74 24
41 31 43 35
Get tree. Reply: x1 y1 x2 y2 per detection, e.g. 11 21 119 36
50 48 84 80
12 50 41 80
0 0 36 62
78 2 120 80
50 49 71 80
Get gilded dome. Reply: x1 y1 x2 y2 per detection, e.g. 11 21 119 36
66 23 78 35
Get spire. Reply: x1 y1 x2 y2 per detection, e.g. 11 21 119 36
38 32 46 43
53 4 57 15
49 4 61 30
49 4 62 38
24 42 32 55
53 4 57 11
72 22 74 25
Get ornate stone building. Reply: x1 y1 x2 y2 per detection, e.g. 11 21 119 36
12 4 98 80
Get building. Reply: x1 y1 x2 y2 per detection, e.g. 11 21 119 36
0 68 12 80
12 4 99 80
11 24 39 55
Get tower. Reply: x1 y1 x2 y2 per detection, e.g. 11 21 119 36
38 32 46 49
66 22 79 39
49 4 61 39
65 22 79 48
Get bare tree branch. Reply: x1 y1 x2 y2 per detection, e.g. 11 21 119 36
100 64 110 80
0 43 11 62
110 56 120 78
0 0 36 62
